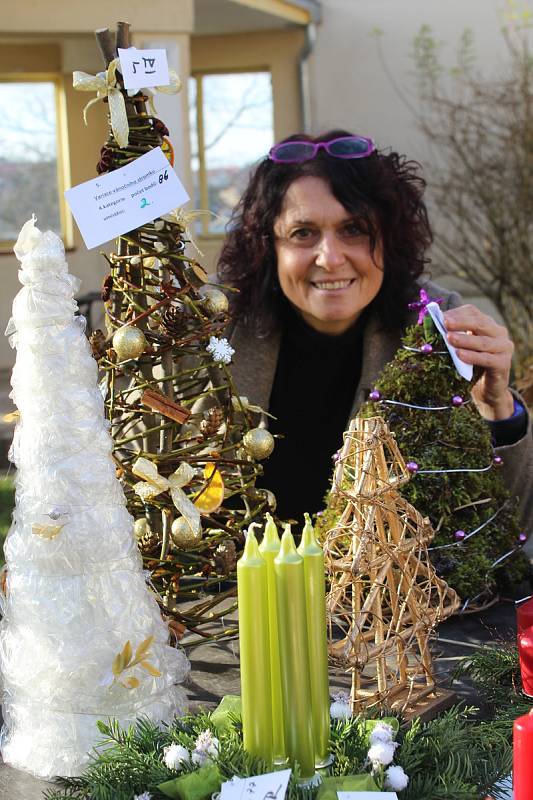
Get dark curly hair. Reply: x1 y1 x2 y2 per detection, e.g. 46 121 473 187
217 130 433 335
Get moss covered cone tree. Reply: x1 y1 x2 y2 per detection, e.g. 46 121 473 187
319 314 528 606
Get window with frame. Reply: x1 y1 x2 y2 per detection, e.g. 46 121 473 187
189 70 274 236
0 76 68 247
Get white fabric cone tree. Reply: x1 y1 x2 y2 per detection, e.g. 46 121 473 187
0 218 188 779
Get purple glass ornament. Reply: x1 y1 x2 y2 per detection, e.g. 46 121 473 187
369 390 381 402
493 455 503 467
406 461 419 474
519 532 527 544
454 529 466 541
451 395 464 407
421 343 433 354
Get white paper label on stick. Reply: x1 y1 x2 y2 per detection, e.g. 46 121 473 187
337 793 398 800
426 301 473 381
118 47 170 89
220 768 291 800
64 147 189 250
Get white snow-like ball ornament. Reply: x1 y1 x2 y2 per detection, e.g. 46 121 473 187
330 691 352 720
367 739 397 766
206 336 234 364
163 743 190 770
191 730 219 765
385 764 409 791
369 721 395 744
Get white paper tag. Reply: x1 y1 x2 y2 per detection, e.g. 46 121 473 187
220 768 291 800
337 793 398 800
64 147 189 249
426 301 473 381
118 47 170 89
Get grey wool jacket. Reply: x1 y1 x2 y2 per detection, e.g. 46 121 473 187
224 279 533 542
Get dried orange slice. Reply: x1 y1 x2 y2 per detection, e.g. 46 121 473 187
162 137 174 166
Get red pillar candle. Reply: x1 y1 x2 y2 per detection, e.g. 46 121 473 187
518 626 533 698
514 710 533 799
517 597 533 634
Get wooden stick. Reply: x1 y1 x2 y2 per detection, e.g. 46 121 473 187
116 21 131 49
95 27 117 67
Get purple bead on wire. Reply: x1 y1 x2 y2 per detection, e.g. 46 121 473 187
451 395 464 407
369 390 381 402
406 461 419 474
454 529 466 542
493 455 503 467
421 343 433 354
519 532 527 545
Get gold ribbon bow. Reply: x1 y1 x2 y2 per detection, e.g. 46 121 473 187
144 69 182 116
73 59 130 148
231 395 276 419
162 208 218 258
73 60 181 150
132 457 200 535
32 523 65 540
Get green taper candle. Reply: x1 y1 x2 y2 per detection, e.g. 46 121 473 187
298 512 331 767
274 524 315 780
237 528 273 763
259 513 285 763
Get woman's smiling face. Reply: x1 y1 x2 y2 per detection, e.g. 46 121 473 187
273 176 384 335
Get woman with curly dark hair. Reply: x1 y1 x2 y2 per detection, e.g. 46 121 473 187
217 130 530 523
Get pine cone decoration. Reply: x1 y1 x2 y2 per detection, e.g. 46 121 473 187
152 118 170 138
96 145 113 174
138 529 160 555
101 274 113 302
214 540 237 576
200 406 224 437
160 305 185 337
89 329 108 360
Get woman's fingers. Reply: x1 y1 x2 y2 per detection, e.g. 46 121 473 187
448 330 513 356
442 304 514 420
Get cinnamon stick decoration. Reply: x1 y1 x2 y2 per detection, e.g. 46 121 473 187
141 389 190 424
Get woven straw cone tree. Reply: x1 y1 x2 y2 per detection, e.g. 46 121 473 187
324 415 460 714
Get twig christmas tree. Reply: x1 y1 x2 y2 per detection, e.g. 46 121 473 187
0 218 188 778
324 416 459 714
74 23 273 638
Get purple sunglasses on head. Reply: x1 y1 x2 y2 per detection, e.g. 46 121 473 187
268 135 376 164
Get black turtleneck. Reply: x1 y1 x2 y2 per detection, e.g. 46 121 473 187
257 303 367 525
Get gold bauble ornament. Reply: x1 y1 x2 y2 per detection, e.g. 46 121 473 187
112 326 147 361
242 428 275 460
133 518 151 541
171 516 202 549
201 287 229 315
